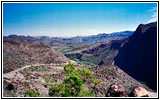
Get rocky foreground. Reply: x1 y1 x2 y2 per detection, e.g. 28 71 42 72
3 63 157 97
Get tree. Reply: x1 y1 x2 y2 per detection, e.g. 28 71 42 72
49 61 100 97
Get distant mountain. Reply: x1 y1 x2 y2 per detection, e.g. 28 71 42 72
33 36 52 40
36 31 133 44
114 22 157 90
3 40 69 73
3 35 67 47
80 31 133 44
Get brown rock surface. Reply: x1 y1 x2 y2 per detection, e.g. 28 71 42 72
131 86 149 97
106 83 128 97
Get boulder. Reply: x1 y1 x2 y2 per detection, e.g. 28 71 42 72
106 83 128 97
6 83 17 91
130 86 149 97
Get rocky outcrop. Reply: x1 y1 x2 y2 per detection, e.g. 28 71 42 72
130 85 157 97
4 80 18 91
106 84 157 97
89 65 142 97
106 83 128 97
130 86 149 97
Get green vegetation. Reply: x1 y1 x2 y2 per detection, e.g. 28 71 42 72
44 77 51 84
5 90 17 96
60 47 74 54
24 89 40 97
137 80 148 86
49 61 100 97
64 61 75 74
74 59 97 67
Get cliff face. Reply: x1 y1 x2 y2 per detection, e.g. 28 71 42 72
114 22 157 90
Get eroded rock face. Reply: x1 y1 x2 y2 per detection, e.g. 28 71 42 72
106 83 128 97
130 86 149 97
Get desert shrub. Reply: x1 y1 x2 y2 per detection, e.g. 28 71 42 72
44 77 51 84
64 61 75 74
92 79 101 86
78 89 93 97
63 70 83 96
77 68 92 81
49 83 65 96
24 89 40 97
49 61 100 97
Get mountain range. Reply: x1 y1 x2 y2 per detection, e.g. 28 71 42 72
4 31 133 45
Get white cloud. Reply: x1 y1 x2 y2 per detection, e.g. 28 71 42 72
26 33 30 36
147 7 157 23
88 29 109 34
147 7 157 12
88 29 100 33
40 31 44 34
152 12 157 17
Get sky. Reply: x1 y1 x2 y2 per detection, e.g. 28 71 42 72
3 3 157 37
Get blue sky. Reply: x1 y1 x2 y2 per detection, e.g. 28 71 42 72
3 3 157 37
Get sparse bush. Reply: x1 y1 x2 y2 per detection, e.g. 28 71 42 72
24 89 40 97
77 68 92 81
49 61 100 97
78 89 93 97
44 77 51 84
64 61 75 74
49 83 65 96
63 70 83 96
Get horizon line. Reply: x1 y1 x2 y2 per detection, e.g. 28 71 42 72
3 30 135 38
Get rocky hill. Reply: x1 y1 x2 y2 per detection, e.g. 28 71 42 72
114 22 157 90
89 65 151 97
3 40 69 73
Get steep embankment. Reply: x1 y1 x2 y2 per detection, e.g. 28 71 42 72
3 40 69 73
114 22 157 90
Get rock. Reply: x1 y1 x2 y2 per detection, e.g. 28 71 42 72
4 80 17 91
106 83 128 97
130 86 149 97
147 92 157 97
6 83 16 91
3 80 11 84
